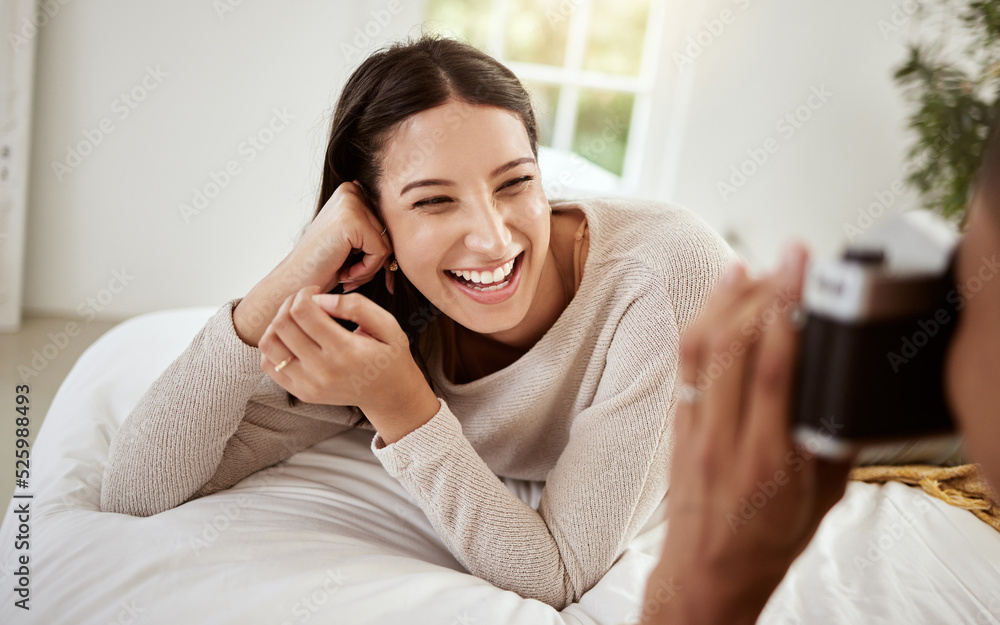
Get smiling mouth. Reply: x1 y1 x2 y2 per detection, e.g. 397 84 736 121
445 253 522 292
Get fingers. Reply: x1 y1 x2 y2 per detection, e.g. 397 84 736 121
743 245 809 455
345 182 393 285
312 292 405 347
679 261 751 394
345 246 390 283
259 287 338 375
679 261 759 449
694 268 754 448
259 295 299 374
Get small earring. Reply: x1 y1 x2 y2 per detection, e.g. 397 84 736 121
389 259 398 272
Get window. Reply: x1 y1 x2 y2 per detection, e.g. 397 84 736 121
424 0 667 194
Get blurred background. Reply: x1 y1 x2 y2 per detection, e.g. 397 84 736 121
1 0 996 504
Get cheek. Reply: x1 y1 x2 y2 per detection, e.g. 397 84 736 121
945 321 1000 479
944 325 973 422
394 219 442 268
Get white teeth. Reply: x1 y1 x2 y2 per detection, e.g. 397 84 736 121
471 282 505 292
448 255 518 286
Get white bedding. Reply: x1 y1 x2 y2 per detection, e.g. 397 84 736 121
1 307 999 624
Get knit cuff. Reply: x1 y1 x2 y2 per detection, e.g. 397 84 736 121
212 297 266 382
369 398 462 475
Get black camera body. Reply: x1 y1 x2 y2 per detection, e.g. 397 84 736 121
792 211 963 460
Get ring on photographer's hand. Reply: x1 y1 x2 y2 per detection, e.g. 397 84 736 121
677 384 702 404
274 356 295 372
788 305 806 328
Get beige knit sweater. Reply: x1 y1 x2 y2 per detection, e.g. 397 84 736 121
101 196 733 609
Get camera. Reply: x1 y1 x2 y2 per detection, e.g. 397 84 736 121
791 210 964 461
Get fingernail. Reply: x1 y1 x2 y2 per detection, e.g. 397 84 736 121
720 260 744 285
311 294 322 305
780 244 804 279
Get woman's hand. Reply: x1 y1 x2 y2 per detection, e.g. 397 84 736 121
233 181 392 346
284 180 393 293
639 244 855 625
259 286 440 444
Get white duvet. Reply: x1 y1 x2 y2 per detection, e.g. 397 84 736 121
1 307 999 624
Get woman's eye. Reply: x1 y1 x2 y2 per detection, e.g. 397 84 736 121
500 175 533 191
413 196 451 209
412 176 533 208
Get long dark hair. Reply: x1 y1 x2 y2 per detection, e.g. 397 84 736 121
287 34 540 427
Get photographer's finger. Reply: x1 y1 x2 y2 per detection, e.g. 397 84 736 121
676 260 749 428
699 283 780 447
773 241 809 301
743 280 801 460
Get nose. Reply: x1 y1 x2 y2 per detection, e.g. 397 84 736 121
464 196 512 261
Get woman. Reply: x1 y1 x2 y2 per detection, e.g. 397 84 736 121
636 124 1000 623
100 35 733 609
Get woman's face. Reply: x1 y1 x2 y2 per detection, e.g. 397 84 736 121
944 195 1000 487
375 98 550 337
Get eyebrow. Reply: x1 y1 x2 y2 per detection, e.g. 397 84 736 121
398 156 536 197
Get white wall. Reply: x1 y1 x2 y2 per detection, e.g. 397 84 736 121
21 0 928 320
24 0 424 320
664 0 925 268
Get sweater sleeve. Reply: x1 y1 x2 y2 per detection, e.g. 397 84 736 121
369 276 685 610
101 297 359 517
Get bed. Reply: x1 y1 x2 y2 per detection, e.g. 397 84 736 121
1 306 999 624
